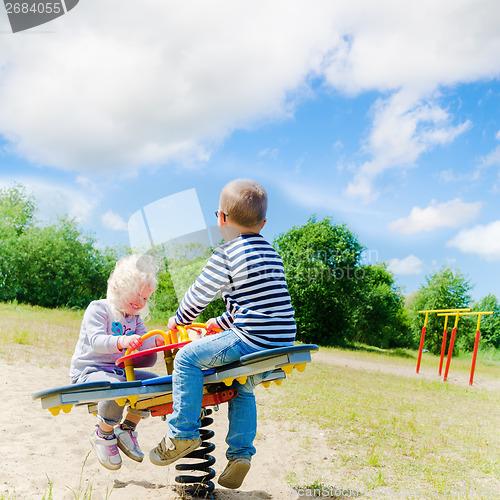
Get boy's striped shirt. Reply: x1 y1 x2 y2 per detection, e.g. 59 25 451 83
175 233 296 350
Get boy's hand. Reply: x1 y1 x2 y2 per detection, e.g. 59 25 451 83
155 335 165 347
119 334 143 351
206 318 219 332
167 316 178 332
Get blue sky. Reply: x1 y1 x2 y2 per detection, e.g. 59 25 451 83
1 0 500 302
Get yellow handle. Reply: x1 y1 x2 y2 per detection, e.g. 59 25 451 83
187 322 222 334
124 329 170 381
123 324 222 381
175 325 191 342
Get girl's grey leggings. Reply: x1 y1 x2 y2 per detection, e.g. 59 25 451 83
75 366 156 426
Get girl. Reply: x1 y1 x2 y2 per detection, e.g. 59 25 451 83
70 254 164 470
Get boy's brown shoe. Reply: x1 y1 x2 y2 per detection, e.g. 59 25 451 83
149 436 201 466
218 457 251 489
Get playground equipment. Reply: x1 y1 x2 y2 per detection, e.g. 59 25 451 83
416 309 493 385
416 309 471 374
33 323 318 498
437 311 494 385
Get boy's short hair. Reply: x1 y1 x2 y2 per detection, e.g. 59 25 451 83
220 179 267 227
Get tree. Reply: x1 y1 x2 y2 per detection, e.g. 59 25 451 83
0 183 36 235
0 183 122 309
274 216 364 346
407 266 473 354
0 184 37 301
472 294 500 349
3 216 117 309
152 242 226 322
153 269 179 319
352 263 412 349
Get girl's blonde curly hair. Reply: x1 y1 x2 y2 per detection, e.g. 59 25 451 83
107 254 158 320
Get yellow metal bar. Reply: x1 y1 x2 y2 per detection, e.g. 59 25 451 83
443 315 449 330
141 329 171 344
452 311 493 331
176 325 190 342
419 308 471 314
451 311 493 317
423 311 430 328
124 329 170 382
124 362 136 382
437 311 493 319
436 311 462 328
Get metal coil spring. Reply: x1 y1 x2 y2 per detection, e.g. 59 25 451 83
174 408 216 499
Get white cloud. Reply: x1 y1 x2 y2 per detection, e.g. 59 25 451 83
447 221 500 261
76 176 93 188
388 198 482 235
258 148 279 160
320 1 500 95
322 0 499 202
279 180 384 217
345 92 471 202
0 177 99 224
470 132 500 181
0 1 340 172
386 254 424 275
0 0 499 180
101 210 128 232
480 145 500 168
439 169 456 183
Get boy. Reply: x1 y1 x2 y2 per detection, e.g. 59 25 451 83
149 179 296 489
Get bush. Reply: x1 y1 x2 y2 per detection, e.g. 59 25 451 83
472 294 500 349
6 217 118 309
407 266 474 355
152 242 226 323
351 263 413 349
274 216 363 346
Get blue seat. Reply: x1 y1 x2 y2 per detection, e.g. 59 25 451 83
32 380 142 401
141 368 217 386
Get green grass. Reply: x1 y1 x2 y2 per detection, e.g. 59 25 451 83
318 341 500 381
65 452 112 500
0 302 169 366
0 302 84 365
344 342 417 359
259 357 500 499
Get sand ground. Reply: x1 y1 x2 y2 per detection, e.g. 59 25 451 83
1 358 321 500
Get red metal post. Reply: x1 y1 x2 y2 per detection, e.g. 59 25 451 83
469 329 481 386
439 327 448 376
416 325 426 373
443 327 457 382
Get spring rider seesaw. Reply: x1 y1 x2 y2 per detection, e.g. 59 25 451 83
33 323 318 498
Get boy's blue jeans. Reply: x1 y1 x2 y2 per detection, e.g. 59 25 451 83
167 329 269 460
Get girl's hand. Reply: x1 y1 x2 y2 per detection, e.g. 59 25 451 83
155 335 165 347
118 334 143 351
